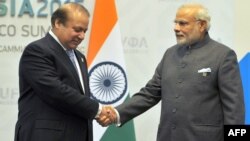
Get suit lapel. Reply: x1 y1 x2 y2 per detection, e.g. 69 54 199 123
75 51 90 96
45 34 84 93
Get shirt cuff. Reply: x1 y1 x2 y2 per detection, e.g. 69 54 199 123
95 103 102 118
114 108 121 126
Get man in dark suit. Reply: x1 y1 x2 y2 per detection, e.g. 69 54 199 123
97 3 245 141
14 3 108 141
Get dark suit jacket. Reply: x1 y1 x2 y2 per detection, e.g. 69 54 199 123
116 34 245 141
14 33 99 141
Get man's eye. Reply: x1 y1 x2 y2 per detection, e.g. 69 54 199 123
174 21 188 26
74 28 87 33
179 21 188 26
74 29 82 32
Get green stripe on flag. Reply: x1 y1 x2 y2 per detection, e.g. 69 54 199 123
101 120 136 141
101 95 136 141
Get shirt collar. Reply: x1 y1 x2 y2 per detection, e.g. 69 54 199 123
49 29 68 51
188 32 210 49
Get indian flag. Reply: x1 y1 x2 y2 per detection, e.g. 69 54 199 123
87 0 136 140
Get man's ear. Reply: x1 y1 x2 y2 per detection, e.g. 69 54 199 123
54 19 62 29
199 20 207 32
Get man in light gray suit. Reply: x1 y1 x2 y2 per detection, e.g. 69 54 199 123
97 3 245 141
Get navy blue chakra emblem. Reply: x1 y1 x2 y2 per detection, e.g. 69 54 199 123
89 61 127 104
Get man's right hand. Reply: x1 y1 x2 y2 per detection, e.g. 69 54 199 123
96 105 117 127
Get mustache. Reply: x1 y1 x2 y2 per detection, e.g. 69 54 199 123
175 32 184 36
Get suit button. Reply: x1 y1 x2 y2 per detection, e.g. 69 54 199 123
175 94 179 98
172 108 177 113
172 125 176 129
178 79 182 83
181 63 186 68
179 63 186 68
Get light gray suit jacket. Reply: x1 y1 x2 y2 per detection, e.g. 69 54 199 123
116 33 245 141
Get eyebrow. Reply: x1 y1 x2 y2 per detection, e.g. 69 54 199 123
174 19 188 23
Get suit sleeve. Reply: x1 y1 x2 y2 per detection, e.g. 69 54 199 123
116 56 164 125
218 49 245 124
20 44 99 120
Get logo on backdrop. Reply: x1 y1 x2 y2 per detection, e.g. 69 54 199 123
0 87 19 105
123 36 148 54
89 61 127 104
0 0 84 53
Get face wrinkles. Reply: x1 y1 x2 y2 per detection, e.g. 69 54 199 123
174 8 203 46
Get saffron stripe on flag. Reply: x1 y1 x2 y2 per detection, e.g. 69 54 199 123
87 0 117 67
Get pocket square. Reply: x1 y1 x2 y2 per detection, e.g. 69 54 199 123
198 68 211 76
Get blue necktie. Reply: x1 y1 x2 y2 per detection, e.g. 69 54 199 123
66 50 78 70
66 50 85 92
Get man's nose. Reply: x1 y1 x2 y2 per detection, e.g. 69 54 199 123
79 32 85 40
174 24 181 32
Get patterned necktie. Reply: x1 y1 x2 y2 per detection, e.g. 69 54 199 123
66 49 78 70
66 50 85 92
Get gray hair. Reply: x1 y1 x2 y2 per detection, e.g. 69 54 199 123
179 3 211 31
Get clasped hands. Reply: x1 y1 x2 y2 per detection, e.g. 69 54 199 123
96 106 117 127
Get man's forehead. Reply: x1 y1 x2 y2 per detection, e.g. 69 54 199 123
176 8 197 20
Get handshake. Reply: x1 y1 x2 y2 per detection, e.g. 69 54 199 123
96 106 118 127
